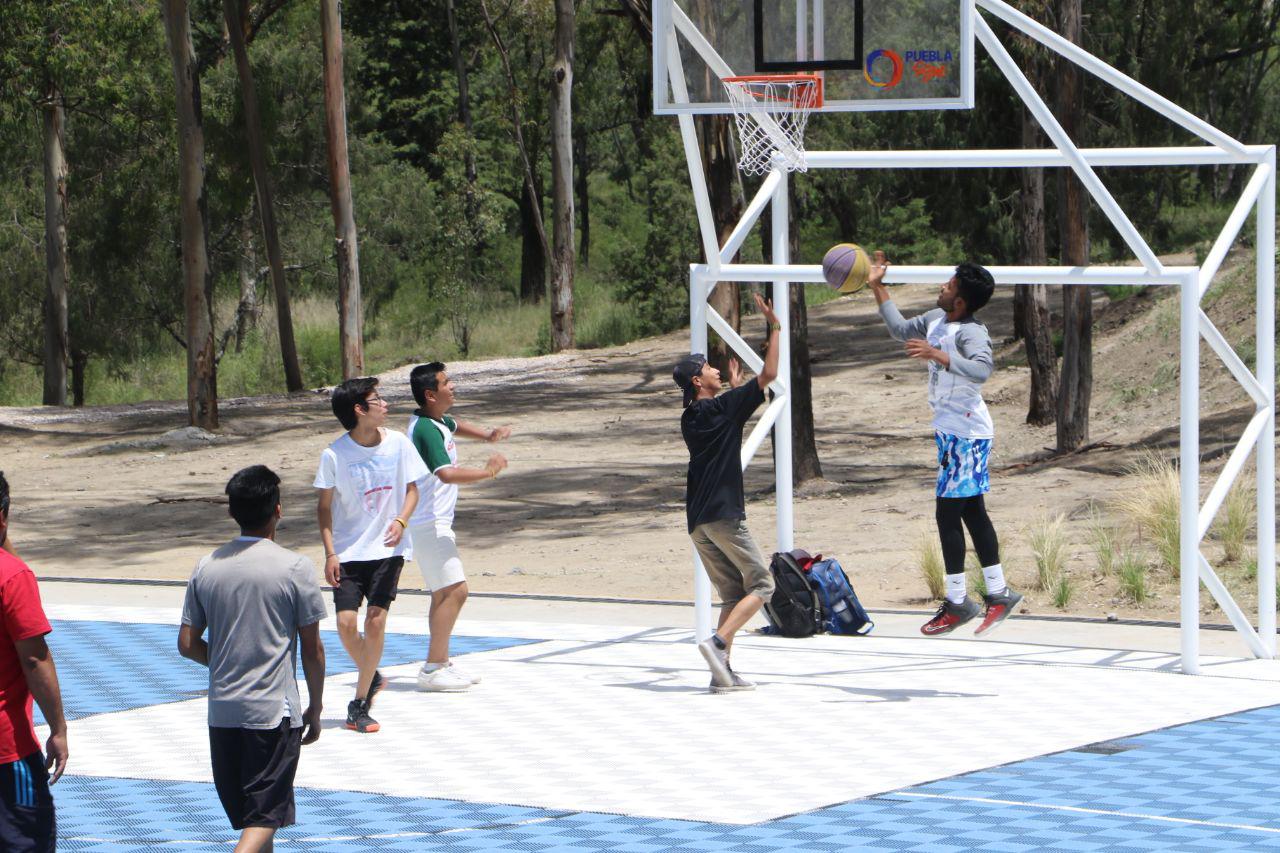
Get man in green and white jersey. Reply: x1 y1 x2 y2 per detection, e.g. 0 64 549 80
407 362 510 692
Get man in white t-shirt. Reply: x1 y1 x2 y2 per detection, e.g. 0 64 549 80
315 377 428 733
406 362 509 692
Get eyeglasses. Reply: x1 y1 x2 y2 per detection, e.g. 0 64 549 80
360 394 387 408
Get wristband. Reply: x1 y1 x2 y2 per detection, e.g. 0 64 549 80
392 517 407 529
325 553 338 560
770 323 781 332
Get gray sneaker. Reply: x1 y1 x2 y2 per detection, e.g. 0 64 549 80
920 597 982 636
698 636 733 687
710 670 756 694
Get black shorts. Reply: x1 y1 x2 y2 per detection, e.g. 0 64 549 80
0 752 55 853
210 720 303 830
334 556 404 611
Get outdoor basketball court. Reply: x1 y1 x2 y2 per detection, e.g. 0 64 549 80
37 582 1280 851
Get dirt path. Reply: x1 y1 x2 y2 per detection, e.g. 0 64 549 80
1 274 1271 625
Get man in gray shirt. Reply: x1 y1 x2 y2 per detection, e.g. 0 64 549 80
180 466 326 853
867 252 1022 637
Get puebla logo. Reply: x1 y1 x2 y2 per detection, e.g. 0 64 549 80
864 49 904 88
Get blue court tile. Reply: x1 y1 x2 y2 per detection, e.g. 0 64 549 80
41 619 540 722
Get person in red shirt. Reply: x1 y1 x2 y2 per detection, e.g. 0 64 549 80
0 472 67 853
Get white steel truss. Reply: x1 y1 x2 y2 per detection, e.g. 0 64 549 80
665 0 1276 673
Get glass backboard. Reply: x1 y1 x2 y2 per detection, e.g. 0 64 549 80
654 0 974 114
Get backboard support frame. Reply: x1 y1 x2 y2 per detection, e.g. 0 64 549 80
667 0 1277 675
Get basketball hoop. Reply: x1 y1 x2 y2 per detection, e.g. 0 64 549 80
722 74 823 176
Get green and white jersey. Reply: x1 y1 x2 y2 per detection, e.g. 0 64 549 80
408 411 458 530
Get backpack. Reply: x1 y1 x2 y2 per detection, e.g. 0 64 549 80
762 549 823 637
808 558 874 636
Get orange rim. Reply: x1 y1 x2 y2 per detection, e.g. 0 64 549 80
722 73 824 109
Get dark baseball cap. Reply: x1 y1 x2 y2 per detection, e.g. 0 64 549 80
672 353 708 408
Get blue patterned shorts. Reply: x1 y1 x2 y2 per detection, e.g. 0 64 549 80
935 431 991 498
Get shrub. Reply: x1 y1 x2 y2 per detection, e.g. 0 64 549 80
1214 477 1255 564
1029 513 1068 592
1117 554 1148 604
917 531 945 601
1113 453 1181 574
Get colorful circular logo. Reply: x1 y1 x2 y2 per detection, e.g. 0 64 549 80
864 49 904 89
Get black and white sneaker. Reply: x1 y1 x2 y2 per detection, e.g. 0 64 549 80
345 699 380 734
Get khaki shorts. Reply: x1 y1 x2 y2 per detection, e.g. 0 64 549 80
690 518 774 608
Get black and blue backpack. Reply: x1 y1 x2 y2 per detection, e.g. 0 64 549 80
762 550 873 637
808 557 874 636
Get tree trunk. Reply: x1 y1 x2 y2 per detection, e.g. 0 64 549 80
41 90 69 406
445 0 478 227
479 0 551 304
235 211 258 353
519 177 546 302
225 0 303 391
162 0 218 430
789 283 823 483
787 180 821 483
575 129 590 267
548 0 575 351
1018 108 1057 426
1055 0 1090 451
319 0 363 379
70 349 86 407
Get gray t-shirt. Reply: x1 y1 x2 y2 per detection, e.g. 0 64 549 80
181 537 328 729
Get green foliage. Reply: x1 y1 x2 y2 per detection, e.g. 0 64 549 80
1114 453 1182 575
1051 572 1074 609
3 0 1279 409
1214 477 1255 565
1117 554 1149 604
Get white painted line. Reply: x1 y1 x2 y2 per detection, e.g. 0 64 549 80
894 792 1280 834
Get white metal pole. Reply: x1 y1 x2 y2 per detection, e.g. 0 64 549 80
1180 271 1201 674
1256 147 1276 657
772 167 794 553
690 268 713 640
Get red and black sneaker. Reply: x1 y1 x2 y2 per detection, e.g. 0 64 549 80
974 589 1023 637
367 670 385 708
920 598 981 636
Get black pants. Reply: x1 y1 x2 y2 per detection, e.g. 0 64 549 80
936 495 1000 575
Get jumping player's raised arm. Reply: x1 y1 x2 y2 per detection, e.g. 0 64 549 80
755 293 781 390
867 250 940 341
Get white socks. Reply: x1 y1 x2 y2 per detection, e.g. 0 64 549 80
982 563 1007 596
945 573 967 604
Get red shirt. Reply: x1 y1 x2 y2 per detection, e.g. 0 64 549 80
0 551 51 763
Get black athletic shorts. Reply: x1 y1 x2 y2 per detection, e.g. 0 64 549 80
210 719 303 830
0 752 55 853
333 556 404 611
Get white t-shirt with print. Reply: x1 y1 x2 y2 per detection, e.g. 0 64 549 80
313 429 429 562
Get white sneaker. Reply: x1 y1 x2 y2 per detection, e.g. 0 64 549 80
697 636 733 687
416 664 472 692
710 670 755 694
446 661 481 685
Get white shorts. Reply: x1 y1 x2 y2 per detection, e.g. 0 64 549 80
409 524 466 591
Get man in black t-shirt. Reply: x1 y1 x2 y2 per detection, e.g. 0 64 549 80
673 293 780 693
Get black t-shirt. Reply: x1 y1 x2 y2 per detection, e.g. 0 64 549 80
681 381 766 533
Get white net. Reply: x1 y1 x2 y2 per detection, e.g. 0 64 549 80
722 76 821 175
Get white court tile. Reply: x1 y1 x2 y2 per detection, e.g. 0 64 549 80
54 612 1280 825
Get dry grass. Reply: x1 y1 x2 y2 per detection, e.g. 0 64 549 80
1029 513 1069 592
1088 509 1119 576
1113 452 1181 575
917 530 945 601
1214 477 1255 564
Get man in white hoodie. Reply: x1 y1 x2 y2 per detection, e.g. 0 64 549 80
867 252 1022 637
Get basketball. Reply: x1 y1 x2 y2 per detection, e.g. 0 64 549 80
822 243 871 294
